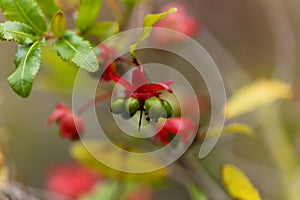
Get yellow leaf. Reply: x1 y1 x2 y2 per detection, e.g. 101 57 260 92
222 123 253 136
207 123 253 138
226 79 291 118
221 164 261 200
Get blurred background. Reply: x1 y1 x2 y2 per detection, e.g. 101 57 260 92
0 0 299 199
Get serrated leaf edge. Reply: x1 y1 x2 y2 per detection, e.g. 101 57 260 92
60 38 97 72
0 21 36 44
129 7 177 58
8 41 41 97
14 0 45 34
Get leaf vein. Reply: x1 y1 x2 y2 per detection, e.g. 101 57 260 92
0 27 34 38
20 41 39 95
62 39 94 68
15 0 43 34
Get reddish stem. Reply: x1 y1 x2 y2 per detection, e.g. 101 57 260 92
76 92 112 115
140 64 144 74
132 57 144 73
116 57 134 66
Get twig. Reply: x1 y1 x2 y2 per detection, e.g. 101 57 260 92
76 92 112 115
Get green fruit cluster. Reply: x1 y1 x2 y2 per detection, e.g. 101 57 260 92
111 97 139 118
111 96 173 121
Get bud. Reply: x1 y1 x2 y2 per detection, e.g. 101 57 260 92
125 97 140 116
144 97 163 120
120 111 131 119
48 102 84 141
149 104 163 121
144 97 159 113
161 100 173 118
111 97 125 114
59 113 84 140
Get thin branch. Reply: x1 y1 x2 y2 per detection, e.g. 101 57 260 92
76 92 111 115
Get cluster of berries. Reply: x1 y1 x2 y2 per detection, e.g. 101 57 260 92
109 67 174 126
111 95 173 121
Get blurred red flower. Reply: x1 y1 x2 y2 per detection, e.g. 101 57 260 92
48 102 84 140
154 2 199 44
45 163 101 199
154 117 196 144
97 44 119 81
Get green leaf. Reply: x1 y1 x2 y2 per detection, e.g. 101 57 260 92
53 31 98 72
226 79 292 118
129 7 177 58
0 0 47 34
35 0 58 19
8 41 41 98
85 21 119 41
76 0 103 32
187 182 208 200
0 21 37 45
51 11 66 37
221 164 261 200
